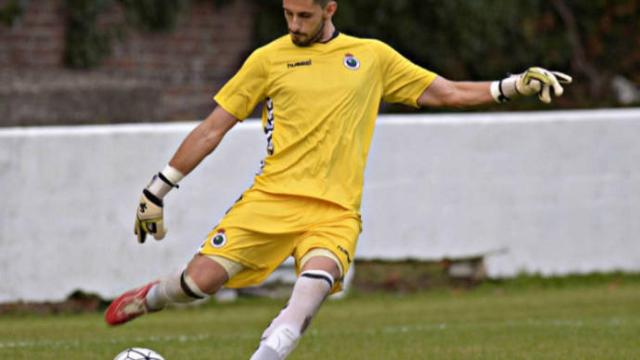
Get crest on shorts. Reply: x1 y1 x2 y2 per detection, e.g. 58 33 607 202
343 53 360 70
211 229 227 248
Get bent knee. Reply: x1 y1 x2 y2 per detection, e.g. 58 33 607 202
186 254 239 294
300 251 342 281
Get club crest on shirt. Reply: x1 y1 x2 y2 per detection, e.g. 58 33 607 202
210 229 227 248
343 53 360 70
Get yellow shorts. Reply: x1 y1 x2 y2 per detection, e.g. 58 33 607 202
198 189 361 293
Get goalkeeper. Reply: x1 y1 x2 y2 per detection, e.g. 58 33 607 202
105 0 572 359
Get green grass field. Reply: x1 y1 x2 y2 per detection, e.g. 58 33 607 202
1 276 639 359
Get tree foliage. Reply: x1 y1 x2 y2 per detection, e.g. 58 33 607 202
63 0 232 69
119 0 188 32
0 0 23 26
64 0 114 69
61 0 639 107
254 0 640 109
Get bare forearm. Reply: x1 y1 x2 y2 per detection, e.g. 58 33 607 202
446 81 494 108
418 77 493 108
169 124 221 175
168 107 238 176
420 68 572 108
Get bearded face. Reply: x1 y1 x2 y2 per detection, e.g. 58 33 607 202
283 0 335 47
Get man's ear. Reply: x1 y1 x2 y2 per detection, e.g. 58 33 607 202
324 1 337 17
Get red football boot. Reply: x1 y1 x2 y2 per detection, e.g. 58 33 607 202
105 281 158 326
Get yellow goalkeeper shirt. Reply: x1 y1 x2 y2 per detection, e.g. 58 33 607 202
214 33 437 211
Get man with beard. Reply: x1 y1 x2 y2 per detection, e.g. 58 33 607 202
105 0 572 359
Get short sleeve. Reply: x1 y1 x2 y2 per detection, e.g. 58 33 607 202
214 48 269 121
374 41 438 108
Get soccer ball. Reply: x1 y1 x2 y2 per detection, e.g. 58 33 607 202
113 347 165 360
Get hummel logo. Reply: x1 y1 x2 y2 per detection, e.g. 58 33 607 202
287 59 312 68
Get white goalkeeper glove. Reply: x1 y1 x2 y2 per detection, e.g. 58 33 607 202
134 166 184 243
491 67 573 104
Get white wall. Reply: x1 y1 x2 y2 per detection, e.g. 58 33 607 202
361 110 640 277
1 109 639 302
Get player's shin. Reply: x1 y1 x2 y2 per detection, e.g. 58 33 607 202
146 271 209 310
250 270 334 360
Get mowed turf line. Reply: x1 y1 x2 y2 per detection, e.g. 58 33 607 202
1 281 639 359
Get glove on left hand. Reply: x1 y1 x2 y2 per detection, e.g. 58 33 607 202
492 67 573 104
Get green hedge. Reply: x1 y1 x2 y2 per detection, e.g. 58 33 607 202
254 0 640 109
59 0 639 109
63 0 228 69
0 0 23 26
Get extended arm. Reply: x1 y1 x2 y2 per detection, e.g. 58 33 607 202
418 77 493 108
134 106 238 243
418 67 572 109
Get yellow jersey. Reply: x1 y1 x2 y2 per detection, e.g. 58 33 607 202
214 33 437 211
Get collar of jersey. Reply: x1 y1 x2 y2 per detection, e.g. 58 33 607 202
319 29 340 44
290 29 341 48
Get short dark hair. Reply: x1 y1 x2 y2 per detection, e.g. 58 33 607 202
314 0 335 7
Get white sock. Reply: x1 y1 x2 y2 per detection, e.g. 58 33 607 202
250 270 334 360
146 271 208 310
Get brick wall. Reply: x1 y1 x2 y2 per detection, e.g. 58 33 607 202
0 0 258 126
0 0 66 68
